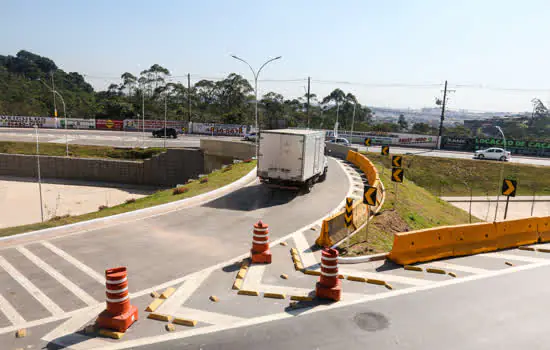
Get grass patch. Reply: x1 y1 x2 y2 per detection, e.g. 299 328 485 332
366 153 550 197
341 158 477 256
0 161 256 238
0 141 164 160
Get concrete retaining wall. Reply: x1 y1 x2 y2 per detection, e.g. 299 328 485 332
0 149 204 187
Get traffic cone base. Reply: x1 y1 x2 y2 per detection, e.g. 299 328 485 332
96 304 138 333
315 280 342 301
251 248 272 264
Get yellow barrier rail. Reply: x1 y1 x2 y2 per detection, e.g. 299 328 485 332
389 217 548 265
316 150 384 247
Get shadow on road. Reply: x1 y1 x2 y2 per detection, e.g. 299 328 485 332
203 184 298 211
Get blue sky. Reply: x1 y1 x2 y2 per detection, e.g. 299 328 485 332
2 0 550 112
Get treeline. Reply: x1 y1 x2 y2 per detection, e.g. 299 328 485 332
1 50 378 131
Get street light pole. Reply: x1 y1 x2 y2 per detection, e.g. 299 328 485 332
34 125 44 222
38 79 68 156
164 93 168 149
350 103 356 144
231 55 282 160
494 126 506 221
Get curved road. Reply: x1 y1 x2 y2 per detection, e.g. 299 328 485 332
0 158 349 337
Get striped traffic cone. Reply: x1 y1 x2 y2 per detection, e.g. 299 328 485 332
315 248 342 301
251 221 272 264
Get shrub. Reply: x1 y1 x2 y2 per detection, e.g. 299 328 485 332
98 205 109 211
125 198 136 204
200 177 209 184
173 187 189 195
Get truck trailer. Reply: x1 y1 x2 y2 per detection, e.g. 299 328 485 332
257 129 328 192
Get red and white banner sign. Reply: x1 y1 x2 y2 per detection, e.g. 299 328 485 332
96 119 124 130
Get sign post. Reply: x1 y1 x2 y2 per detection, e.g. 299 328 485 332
344 197 353 252
364 138 371 152
391 167 404 209
363 186 377 246
501 178 517 220
381 145 390 176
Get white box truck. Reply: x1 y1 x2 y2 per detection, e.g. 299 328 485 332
257 129 328 192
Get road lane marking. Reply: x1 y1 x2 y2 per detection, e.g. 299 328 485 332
338 268 432 286
42 304 104 342
0 256 64 316
174 307 244 325
96 259 550 350
17 246 97 306
0 293 26 325
293 232 318 268
241 264 266 291
482 252 549 263
420 261 490 274
41 241 104 284
157 270 212 315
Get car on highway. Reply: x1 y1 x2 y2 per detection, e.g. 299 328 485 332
326 137 351 146
474 147 511 161
243 132 258 142
152 127 178 138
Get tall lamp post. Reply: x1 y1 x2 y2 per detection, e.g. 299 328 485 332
38 79 68 156
231 55 282 159
493 125 506 221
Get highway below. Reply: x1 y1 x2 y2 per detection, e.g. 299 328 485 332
0 128 242 148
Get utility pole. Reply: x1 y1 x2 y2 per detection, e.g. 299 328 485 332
51 72 58 120
187 73 191 126
306 76 311 129
437 80 448 150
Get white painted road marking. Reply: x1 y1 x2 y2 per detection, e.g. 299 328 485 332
338 268 432 286
0 256 64 316
175 307 244 325
482 252 549 263
17 246 97 306
157 270 213 314
41 241 104 284
241 264 266 291
42 304 104 342
293 232 319 268
0 293 26 325
420 261 490 274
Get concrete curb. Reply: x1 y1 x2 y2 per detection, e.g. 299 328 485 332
0 167 258 245
338 252 389 264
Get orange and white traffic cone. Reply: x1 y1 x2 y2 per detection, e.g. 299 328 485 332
96 267 139 332
250 220 272 264
315 248 342 301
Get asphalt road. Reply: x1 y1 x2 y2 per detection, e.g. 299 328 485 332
0 128 243 148
137 259 550 350
358 145 550 167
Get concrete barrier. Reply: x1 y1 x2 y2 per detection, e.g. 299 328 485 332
388 216 550 265
316 150 384 248
494 217 538 249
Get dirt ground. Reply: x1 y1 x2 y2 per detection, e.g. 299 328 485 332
0 176 154 228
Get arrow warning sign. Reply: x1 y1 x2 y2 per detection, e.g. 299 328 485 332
392 168 404 183
381 145 390 156
344 197 353 227
363 186 377 206
392 155 402 168
501 179 517 197
364 138 371 147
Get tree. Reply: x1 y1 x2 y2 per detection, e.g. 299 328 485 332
398 114 408 131
412 122 437 135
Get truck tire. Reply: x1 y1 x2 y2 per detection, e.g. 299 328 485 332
319 167 328 182
303 179 313 194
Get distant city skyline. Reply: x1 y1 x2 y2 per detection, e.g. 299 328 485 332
3 0 550 113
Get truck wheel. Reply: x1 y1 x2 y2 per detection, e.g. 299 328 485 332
319 167 328 182
303 179 313 193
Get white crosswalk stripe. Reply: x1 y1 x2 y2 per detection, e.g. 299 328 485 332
0 256 64 316
16 247 97 306
41 241 104 284
0 293 26 325
482 252 549 263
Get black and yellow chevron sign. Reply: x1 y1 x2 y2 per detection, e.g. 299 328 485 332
363 186 377 206
501 179 517 197
381 145 390 155
344 197 353 227
392 155 402 168
364 138 371 147
391 167 404 183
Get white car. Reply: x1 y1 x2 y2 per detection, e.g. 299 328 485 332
474 147 511 161
243 132 258 142
326 137 351 146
